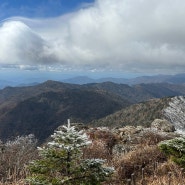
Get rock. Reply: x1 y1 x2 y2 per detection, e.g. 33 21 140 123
118 126 143 135
151 119 175 132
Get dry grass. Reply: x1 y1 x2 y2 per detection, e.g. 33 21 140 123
147 161 184 185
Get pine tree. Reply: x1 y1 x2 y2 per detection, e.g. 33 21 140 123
27 123 114 185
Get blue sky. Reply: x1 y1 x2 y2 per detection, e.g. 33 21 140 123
1 0 185 84
0 0 94 19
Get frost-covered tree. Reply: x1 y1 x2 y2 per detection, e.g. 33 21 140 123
27 123 114 185
159 137 185 167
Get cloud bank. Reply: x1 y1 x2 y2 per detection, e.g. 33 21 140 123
1 0 185 74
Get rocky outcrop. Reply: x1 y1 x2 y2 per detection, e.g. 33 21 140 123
151 119 175 132
92 125 180 155
118 126 143 134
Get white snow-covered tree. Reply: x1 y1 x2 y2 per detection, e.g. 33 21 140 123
164 96 185 131
27 123 114 185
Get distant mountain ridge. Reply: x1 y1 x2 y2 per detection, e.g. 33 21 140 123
1 80 185 106
83 82 185 103
62 73 185 85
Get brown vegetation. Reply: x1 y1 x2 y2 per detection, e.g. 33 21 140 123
83 128 184 184
0 126 184 185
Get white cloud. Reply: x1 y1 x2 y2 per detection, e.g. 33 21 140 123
1 0 185 74
0 21 59 65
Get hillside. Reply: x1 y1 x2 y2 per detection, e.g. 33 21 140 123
0 89 129 141
90 97 171 127
84 82 185 103
0 81 79 114
1 80 185 141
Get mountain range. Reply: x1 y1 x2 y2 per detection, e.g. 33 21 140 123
0 81 130 141
1 80 185 142
62 73 185 85
2 73 185 89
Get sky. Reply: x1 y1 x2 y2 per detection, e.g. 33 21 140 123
0 0 185 82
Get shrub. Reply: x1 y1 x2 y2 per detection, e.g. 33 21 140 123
27 124 114 185
139 130 171 146
85 128 118 160
159 137 185 167
0 134 37 182
115 145 166 180
83 139 108 160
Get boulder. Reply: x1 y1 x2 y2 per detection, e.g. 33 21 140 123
151 119 175 132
